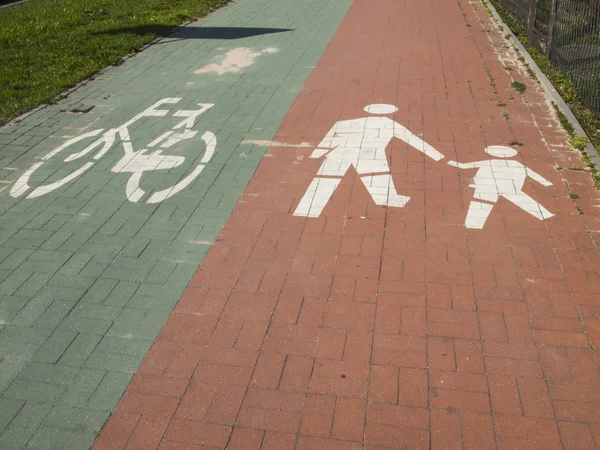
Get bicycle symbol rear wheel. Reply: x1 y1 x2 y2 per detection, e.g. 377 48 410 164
10 130 114 199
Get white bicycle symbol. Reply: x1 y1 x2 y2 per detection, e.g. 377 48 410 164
11 98 216 204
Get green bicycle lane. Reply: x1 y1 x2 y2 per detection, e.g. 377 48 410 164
0 0 351 447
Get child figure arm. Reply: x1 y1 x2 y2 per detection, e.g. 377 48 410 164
525 168 552 186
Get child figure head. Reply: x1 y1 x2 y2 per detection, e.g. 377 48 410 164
484 145 518 158
364 104 398 115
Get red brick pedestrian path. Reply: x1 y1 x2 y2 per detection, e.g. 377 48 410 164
94 0 600 448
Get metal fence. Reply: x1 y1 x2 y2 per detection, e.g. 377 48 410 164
500 0 600 118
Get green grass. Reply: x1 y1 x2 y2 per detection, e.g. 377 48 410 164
0 0 229 125
510 81 527 94
569 135 588 150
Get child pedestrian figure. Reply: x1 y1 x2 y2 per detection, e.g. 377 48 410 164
447 145 554 228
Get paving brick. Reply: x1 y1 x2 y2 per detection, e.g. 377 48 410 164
300 393 336 437
297 436 363 450
59 368 107 408
227 427 265 450
431 408 462 449
398 367 428 407
59 332 103 367
44 405 109 433
125 416 170 450
0 356 29 394
117 392 179 417
309 360 369 398
517 377 554 418
555 400 600 423
331 397 366 441
430 387 490 413
92 412 140 450
0 397 24 434
488 375 522 415
87 371 133 411
33 330 78 364
462 412 496 450
494 415 561 444
3 378 67 403
428 337 456 371
0 401 53 448
364 422 429 449
18 362 79 384
558 421 596 450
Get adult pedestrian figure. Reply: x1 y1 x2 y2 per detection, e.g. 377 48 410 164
294 104 445 217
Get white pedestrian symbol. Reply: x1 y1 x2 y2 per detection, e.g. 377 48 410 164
293 104 445 218
447 145 554 229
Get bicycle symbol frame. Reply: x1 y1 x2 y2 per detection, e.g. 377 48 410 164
11 98 216 204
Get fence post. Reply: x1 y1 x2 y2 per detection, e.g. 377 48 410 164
527 0 539 45
546 0 559 58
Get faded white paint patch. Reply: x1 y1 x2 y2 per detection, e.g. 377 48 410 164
242 139 313 148
195 47 278 75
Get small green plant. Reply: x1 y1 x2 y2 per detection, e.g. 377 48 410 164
552 104 575 136
497 101 506 107
569 193 579 199
503 111 510 121
576 205 584 215
510 81 527 94
525 66 537 81
569 135 588 151
581 154 600 190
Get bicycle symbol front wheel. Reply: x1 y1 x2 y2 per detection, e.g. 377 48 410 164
145 130 217 204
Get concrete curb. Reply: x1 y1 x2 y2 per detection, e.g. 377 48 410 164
482 0 600 167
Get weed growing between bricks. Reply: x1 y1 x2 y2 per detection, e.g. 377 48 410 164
486 0 600 189
0 0 230 126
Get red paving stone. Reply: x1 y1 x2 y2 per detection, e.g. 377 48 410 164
93 0 600 447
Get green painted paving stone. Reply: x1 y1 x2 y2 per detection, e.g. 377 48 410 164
59 369 106 408
0 398 24 434
0 402 53 448
25 426 97 450
44 405 109 434
86 371 133 412
33 330 78 364
58 334 103 368
0 0 353 446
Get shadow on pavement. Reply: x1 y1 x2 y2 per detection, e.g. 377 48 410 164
95 26 294 40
